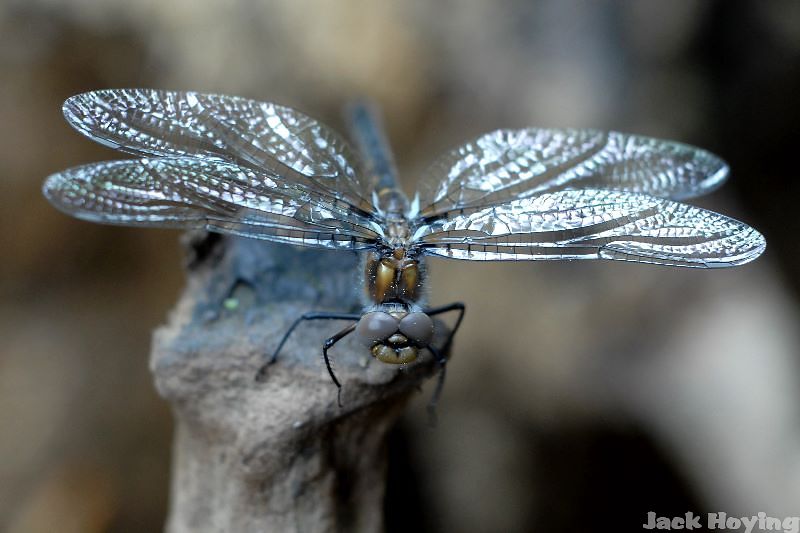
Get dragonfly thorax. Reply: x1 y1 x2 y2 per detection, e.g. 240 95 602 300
375 187 414 247
363 246 424 306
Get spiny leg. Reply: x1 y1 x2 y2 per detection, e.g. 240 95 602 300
323 323 358 407
426 344 448 427
421 302 465 425
270 311 361 364
255 311 360 381
425 302 466 353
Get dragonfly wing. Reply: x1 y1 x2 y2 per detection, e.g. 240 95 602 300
417 128 728 218
43 157 381 251
414 189 765 268
63 89 378 214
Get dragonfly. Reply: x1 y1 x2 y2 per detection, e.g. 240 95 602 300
43 89 766 408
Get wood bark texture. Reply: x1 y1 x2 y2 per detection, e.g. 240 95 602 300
150 235 440 533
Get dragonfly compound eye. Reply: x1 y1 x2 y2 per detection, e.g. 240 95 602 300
398 312 434 346
355 311 399 346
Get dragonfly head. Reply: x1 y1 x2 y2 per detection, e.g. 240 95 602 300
355 310 433 365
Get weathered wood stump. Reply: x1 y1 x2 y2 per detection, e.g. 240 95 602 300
150 235 441 532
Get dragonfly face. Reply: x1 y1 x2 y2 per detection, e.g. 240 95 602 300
42 89 766 407
355 309 434 364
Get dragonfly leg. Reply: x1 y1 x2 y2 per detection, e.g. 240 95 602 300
419 302 464 425
255 311 360 382
424 302 466 353
425 344 448 427
323 323 358 407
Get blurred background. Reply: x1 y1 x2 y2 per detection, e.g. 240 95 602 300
1 0 799 531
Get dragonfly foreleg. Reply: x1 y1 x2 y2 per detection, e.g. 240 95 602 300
424 302 466 354
420 302 465 425
255 311 360 382
425 344 448 427
323 322 358 407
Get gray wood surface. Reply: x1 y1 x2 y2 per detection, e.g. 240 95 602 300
151 234 440 532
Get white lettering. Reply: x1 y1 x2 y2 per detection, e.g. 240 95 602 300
708 513 725 530
649 511 800 532
685 512 701 530
741 515 758 533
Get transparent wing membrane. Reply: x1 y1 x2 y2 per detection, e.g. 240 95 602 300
45 89 764 270
43 158 380 251
417 128 728 218
63 89 378 214
414 189 765 267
